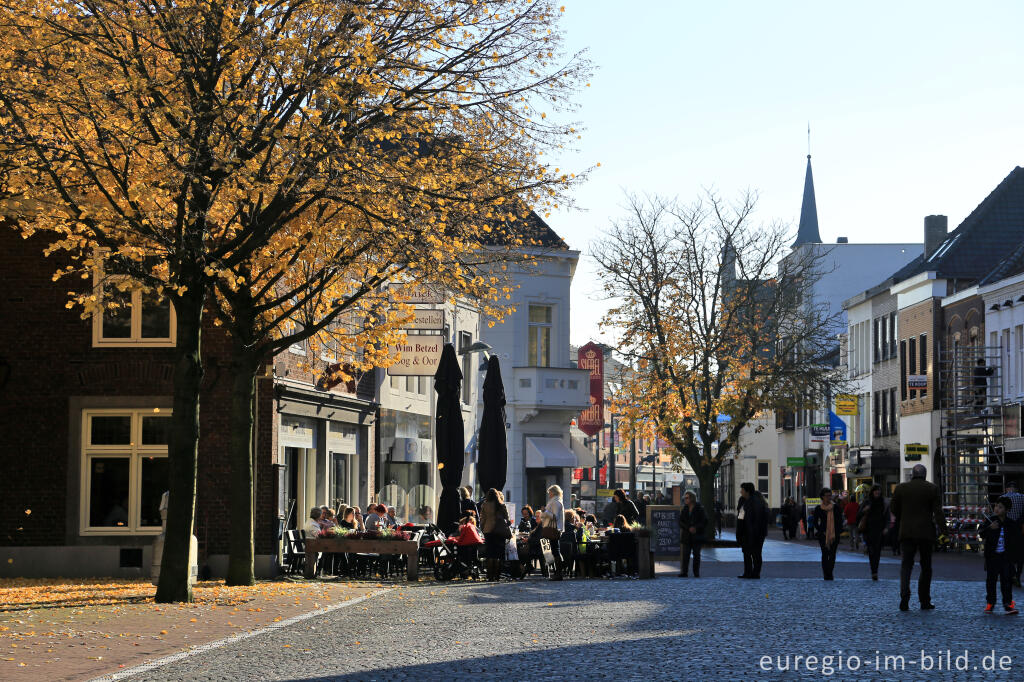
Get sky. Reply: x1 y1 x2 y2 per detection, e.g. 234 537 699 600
549 1 1024 347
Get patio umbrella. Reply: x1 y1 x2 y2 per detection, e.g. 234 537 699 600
477 355 507 494
434 343 464 535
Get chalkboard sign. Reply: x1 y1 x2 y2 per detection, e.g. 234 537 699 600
647 505 681 558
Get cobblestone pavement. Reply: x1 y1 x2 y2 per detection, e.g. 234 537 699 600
126 575 1024 681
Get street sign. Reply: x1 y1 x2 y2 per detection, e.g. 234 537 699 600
835 395 858 415
787 457 806 467
576 342 604 436
908 375 927 390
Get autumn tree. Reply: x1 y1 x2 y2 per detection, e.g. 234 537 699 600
594 193 844 506
0 0 588 600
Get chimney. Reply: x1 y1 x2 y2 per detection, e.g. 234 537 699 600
924 215 948 258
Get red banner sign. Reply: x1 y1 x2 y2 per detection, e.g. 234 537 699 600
576 342 604 437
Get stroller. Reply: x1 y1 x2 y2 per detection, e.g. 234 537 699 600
426 536 483 581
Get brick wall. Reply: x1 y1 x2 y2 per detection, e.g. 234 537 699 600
0 229 277 559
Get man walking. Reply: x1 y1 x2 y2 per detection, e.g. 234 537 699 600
737 482 769 579
1003 481 1024 587
891 464 947 611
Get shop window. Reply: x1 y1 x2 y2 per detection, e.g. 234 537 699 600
81 409 170 534
93 282 175 347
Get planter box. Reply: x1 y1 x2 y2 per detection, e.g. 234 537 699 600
304 537 419 580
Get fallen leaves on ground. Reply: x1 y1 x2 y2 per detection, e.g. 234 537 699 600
0 578 343 612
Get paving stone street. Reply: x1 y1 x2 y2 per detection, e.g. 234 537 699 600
122 543 1024 681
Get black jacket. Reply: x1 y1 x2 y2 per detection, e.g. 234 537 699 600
891 477 946 542
518 517 537 533
678 503 708 543
857 498 889 539
618 498 640 525
460 498 479 519
811 504 845 544
737 493 769 543
981 515 1023 562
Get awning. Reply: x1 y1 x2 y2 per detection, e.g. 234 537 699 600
525 437 578 468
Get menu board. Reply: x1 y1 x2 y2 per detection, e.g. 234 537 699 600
647 505 681 558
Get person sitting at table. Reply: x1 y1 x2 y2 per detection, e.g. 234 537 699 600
526 509 549 577
412 505 433 525
364 504 385 531
319 507 338 531
450 514 485 579
559 510 582 576
519 506 537 533
385 506 400 527
336 507 353 529
613 514 632 531
303 507 324 537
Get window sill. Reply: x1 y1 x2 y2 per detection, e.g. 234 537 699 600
93 340 176 348
79 528 162 536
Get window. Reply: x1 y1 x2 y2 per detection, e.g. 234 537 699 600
81 409 170 534
527 305 552 367
879 316 887 360
756 460 770 496
459 331 472 403
900 340 907 400
93 284 175 347
889 312 897 357
390 375 402 390
908 337 917 376
919 333 928 398
418 376 429 395
890 388 898 434
873 318 880 363
1016 325 1024 396
873 392 881 436
406 376 416 393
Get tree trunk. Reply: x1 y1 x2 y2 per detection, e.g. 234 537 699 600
155 288 205 603
226 348 259 586
697 468 716 511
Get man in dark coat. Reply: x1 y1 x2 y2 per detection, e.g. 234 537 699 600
737 482 769 579
891 463 947 611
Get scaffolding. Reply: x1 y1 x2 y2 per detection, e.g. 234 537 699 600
940 345 1003 551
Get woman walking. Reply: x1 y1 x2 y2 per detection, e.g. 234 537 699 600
678 490 707 577
858 484 889 581
479 488 511 581
812 488 845 581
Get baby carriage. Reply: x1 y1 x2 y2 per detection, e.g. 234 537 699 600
426 536 482 581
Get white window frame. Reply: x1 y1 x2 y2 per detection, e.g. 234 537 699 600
756 459 770 496
92 279 176 348
80 408 171 536
527 304 553 367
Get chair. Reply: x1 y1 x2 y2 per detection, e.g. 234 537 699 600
283 530 306 575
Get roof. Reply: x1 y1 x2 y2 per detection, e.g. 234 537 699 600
792 155 822 247
478 207 568 251
893 166 1024 285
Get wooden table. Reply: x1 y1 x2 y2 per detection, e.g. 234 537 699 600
303 537 419 580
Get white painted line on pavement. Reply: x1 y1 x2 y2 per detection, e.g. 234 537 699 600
90 588 390 682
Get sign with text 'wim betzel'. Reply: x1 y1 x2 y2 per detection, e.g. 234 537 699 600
387 335 444 376
576 342 604 436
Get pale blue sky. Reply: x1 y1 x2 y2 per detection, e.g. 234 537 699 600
551 1 1024 346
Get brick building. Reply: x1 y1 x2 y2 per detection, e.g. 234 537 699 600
0 228 374 578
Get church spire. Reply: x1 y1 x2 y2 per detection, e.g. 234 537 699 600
793 153 821 247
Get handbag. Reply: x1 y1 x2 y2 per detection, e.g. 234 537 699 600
539 512 561 540
496 521 513 540
857 516 867 533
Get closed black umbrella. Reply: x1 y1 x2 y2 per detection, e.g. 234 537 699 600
477 355 507 493
434 343 464 535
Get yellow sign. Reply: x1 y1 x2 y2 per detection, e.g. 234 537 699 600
835 395 858 416
597 489 615 497
905 443 929 456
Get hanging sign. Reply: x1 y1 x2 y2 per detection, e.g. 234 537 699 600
576 342 605 437
386 335 444 376
407 309 444 330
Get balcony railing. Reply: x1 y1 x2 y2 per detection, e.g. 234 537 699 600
510 366 591 410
